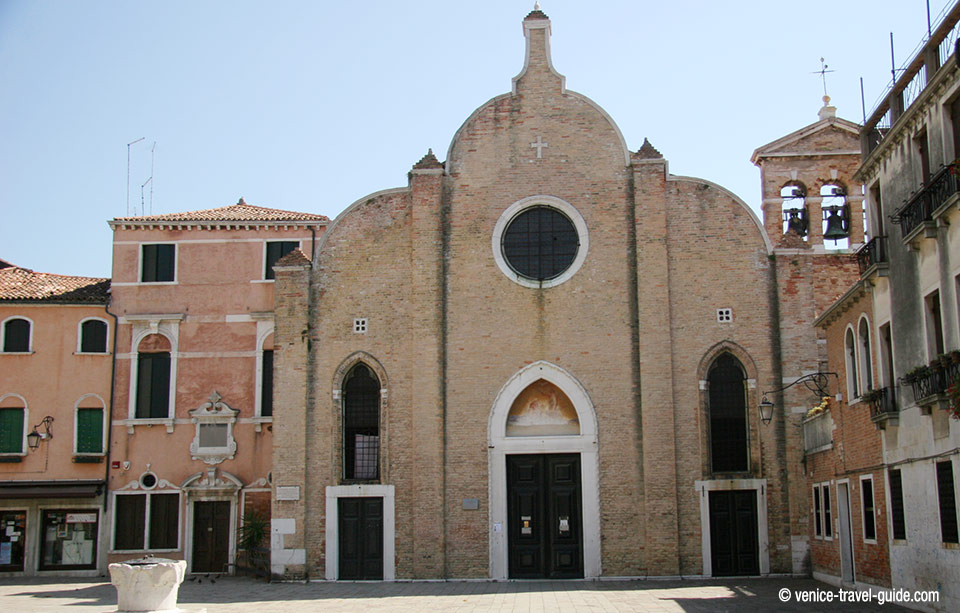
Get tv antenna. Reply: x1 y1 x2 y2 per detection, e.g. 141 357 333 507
126 137 145 216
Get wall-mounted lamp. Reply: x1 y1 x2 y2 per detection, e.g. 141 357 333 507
27 416 54 451
758 372 838 426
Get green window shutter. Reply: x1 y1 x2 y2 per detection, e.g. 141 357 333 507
0 408 24 453
76 408 103 454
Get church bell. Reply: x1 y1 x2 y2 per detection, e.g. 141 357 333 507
784 208 808 236
822 205 849 242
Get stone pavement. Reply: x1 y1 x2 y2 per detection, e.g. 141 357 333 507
0 576 915 612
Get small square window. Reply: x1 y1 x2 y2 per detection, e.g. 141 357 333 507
354 318 368 334
717 308 733 323
141 244 175 283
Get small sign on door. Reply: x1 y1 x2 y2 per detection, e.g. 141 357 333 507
521 515 532 535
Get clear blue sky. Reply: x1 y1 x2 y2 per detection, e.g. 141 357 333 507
0 0 950 277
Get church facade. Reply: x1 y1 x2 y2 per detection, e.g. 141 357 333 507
269 8 861 580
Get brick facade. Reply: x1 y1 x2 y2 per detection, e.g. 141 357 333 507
271 9 862 580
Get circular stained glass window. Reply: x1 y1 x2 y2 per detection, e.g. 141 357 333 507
501 206 579 281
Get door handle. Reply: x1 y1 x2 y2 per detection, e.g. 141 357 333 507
521 515 532 535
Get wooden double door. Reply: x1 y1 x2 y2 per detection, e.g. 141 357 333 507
338 497 383 580
192 501 230 573
709 490 759 576
507 454 584 579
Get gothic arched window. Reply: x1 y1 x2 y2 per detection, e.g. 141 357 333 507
343 364 380 481
708 353 749 473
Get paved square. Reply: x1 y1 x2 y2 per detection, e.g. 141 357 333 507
0 576 916 612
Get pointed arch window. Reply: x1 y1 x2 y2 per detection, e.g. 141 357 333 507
845 328 859 400
858 318 873 394
708 353 749 473
343 364 380 481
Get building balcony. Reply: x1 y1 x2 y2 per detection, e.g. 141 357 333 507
803 410 833 455
902 353 960 412
855 236 889 279
891 165 958 242
864 386 899 429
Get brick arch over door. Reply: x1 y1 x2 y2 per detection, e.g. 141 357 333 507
331 351 390 483
697 341 762 477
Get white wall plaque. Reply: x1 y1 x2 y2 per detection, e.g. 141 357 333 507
276 486 300 501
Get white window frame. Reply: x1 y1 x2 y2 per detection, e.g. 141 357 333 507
254 326 274 420
813 484 823 539
491 195 589 289
76 317 110 354
261 240 302 281
821 481 834 541
73 393 107 457
1 315 34 354
0 393 28 457
110 489 182 553
860 474 877 544
844 325 859 401
125 316 181 429
138 243 178 285
857 315 874 394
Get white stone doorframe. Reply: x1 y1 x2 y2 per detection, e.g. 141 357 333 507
324 484 396 581
695 478 770 576
488 361 601 580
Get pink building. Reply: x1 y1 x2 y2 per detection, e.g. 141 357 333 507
0 261 112 576
105 200 326 573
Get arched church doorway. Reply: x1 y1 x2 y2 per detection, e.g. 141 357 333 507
488 362 600 580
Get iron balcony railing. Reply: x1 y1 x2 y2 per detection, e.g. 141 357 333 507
891 164 958 238
903 355 960 404
855 235 888 276
866 386 898 423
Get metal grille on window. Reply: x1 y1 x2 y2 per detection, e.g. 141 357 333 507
502 206 578 281
343 364 380 480
708 353 748 473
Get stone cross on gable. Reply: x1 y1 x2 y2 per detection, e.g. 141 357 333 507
531 135 548 159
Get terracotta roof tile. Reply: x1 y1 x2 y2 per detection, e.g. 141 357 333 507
113 200 328 224
274 248 311 268
0 266 110 303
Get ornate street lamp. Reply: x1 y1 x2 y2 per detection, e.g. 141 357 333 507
758 372 838 426
27 416 54 451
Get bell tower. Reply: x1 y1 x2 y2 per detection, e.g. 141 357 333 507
752 98 864 251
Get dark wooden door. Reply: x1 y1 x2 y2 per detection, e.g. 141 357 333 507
338 497 383 580
192 501 230 573
507 454 583 579
709 490 759 576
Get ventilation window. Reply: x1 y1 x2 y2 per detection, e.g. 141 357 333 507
716 308 733 323
353 318 368 334
140 472 158 490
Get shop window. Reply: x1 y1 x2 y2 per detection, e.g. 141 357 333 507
141 244 175 282
936 461 959 544
265 241 299 280
79 319 108 353
39 510 98 570
76 407 104 455
861 476 876 542
889 469 906 540
1 317 31 353
0 510 26 571
0 407 24 454
113 492 179 551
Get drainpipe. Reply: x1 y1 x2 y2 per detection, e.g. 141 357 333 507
309 226 316 260
102 294 119 520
